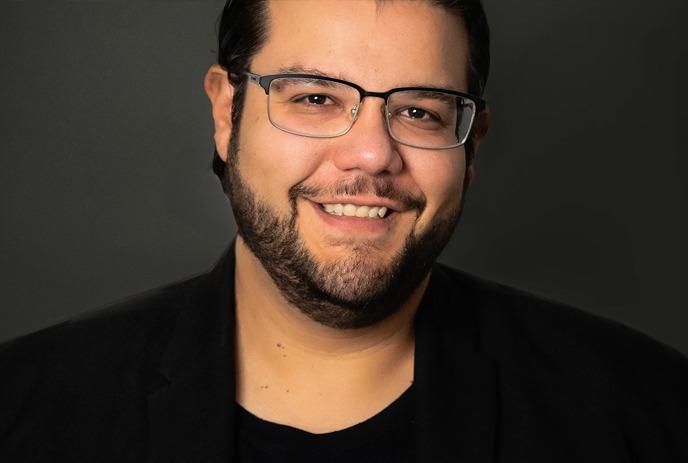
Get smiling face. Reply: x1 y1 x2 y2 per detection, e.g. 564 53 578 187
211 0 484 329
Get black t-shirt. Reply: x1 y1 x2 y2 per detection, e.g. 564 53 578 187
234 383 417 462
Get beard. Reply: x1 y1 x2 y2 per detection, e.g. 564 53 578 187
223 129 469 330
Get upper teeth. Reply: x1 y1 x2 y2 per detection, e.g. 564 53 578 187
322 203 389 218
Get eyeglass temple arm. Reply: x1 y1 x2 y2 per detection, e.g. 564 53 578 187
245 72 260 83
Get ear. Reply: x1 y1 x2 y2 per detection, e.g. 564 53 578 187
204 64 236 162
465 105 491 187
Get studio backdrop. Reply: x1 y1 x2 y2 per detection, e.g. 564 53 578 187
1 0 686 355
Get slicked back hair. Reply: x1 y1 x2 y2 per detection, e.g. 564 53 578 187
212 0 490 192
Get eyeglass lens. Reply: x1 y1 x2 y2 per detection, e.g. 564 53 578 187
266 77 476 149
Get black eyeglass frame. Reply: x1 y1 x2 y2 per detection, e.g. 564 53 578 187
242 71 486 150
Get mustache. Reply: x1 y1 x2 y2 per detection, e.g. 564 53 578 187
289 176 427 212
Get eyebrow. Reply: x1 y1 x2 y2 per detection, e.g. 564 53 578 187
271 75 343 90
410 90 456 102
274 65 460 92
276 65 347 80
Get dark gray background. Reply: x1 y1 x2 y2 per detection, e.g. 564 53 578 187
1 1 686 355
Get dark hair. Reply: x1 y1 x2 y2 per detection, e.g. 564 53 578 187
212 0 490 187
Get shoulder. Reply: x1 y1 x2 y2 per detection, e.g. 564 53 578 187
433 262 688 379
0 272 205 433
432 262 688 399
0 272 204 367
431 263 688 449
434 263 685 353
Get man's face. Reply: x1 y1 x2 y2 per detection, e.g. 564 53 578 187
222 0 476 329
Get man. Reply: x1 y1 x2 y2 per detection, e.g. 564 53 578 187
1 0 687 461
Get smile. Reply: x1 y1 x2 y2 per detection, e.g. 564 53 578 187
320 203 390 219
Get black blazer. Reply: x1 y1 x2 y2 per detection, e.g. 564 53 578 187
2 242 687 462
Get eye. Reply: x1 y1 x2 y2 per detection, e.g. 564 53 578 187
292 94 336 106
307 94 328 105
399 107 441 123
405 107 429 119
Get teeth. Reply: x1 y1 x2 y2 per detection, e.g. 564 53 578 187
343 204 357 217
320 203 391 219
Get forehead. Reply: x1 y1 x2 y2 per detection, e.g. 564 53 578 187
251 0 470 92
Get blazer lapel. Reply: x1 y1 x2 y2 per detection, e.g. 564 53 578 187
413 265 499 463
146 243 237 463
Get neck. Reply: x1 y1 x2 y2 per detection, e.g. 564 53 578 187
235 237 428 358
233 235 428 397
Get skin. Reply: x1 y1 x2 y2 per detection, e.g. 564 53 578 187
204 0 490 433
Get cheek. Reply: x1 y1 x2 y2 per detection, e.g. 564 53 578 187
407 149 466 220
237 109 323 211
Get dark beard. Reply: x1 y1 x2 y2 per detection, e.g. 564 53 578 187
224 133 468 329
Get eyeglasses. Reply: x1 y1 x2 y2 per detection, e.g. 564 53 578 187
243 72 486 150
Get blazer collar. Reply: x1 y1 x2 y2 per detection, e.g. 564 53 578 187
146 240 237 463
413 265 498 462
146 241 498 463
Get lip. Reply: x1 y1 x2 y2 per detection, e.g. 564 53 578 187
306 199 397 234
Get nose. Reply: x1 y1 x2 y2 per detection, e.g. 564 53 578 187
330 98 404 176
